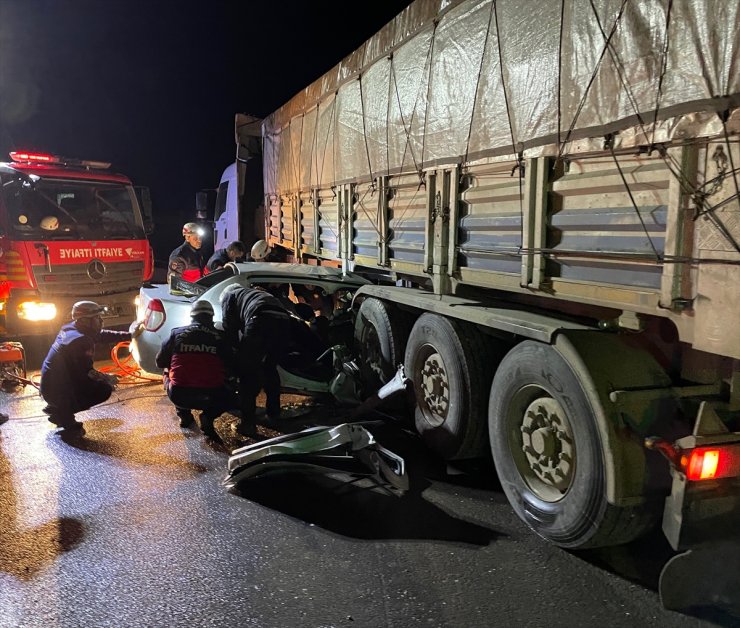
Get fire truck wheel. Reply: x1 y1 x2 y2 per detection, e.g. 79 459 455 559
489 339 626 549
405 313 499 460
354 298 413 396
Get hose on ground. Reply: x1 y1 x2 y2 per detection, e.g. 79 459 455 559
99 341 162 384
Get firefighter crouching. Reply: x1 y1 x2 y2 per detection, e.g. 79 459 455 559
155 300 238 442
168 222 206 289
40 301 133 432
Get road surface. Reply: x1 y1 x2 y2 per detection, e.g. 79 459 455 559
0 365 735 627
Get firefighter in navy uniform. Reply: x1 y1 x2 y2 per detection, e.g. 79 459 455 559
40 301 133 432
220 283 297 437
155 300 237 441
167 222 206 288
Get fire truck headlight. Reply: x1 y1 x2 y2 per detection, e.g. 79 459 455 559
17 301 57 321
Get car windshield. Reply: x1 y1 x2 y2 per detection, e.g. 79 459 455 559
0 174 145 240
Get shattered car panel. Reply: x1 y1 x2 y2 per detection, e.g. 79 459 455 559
223 423 408 492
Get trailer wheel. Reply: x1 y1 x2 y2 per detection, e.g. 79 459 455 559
354 298 412 394
405 313 495 460
489 340 645 549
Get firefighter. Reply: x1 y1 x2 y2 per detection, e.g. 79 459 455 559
220 283 296 437
40 301 134 432
206 240 247 272
168 222 206 287
248 239 272 262
155 300 237 442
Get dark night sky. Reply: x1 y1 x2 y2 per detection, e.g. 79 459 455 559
0 0 412 257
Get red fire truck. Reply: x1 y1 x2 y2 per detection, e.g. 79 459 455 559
0 150 154 339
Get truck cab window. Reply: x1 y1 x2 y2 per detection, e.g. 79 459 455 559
0 178 145 240
214 181 228 221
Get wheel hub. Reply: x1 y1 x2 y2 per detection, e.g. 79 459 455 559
517 396 575 498
420 352 449 418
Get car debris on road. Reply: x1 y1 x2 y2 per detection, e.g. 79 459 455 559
223 422 409 493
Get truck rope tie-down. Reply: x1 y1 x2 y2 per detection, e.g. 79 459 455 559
609 144 662 261
555 0 740 257
555 0 628 165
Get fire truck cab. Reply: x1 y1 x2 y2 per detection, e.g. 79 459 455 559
0 150 154 339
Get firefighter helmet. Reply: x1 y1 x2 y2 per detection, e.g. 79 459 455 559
182 222 202 237
71 301 105 320
250 239 269 260
190 300 214 319
40 215 60 231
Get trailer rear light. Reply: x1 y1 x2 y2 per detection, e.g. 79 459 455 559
9 151 59 164
681 445 740 481
17 301 57 321
143 299 165 331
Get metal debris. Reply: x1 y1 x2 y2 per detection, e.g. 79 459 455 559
223 422 408 492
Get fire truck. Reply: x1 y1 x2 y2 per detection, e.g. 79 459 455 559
0 150 154 340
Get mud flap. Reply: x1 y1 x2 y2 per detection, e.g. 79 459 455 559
659 543 740 613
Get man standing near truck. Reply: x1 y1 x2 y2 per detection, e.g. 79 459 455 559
167 222 206 287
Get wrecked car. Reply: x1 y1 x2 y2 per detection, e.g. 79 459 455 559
131 262 371 402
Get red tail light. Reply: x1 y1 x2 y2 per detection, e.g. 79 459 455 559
681 444 740 481
143 299 166 332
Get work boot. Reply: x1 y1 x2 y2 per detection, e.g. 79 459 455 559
176 409 195 428
266 402 281 421
199 414 221 442
236 421 259 439
49 415 84 432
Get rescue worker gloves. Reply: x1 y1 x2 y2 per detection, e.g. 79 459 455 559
190 300 214 319
129 319 145 339
88 369 118 390
250 239 270 261
72 301 105 320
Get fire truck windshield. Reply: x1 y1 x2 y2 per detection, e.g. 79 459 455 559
0 175 145 241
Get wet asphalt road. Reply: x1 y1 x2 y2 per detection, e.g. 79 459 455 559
0 364 736 627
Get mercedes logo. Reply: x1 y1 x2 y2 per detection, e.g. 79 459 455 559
87 259 107 281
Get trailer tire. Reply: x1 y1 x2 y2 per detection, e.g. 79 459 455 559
405 313 495 460
488 340 652 549
354 297 413 395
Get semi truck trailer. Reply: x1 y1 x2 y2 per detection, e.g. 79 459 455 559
220 0 740 564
